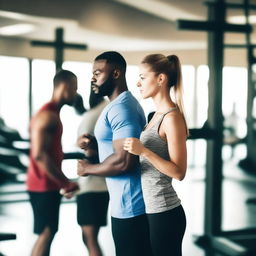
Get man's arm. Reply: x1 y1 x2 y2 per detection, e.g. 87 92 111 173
31 111 77 191
77 133 98 158
77 138 139 177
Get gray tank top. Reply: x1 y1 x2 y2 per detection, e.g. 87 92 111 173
140 108 181 214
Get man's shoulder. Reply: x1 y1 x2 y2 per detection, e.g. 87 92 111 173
35 108 58 120
107 102 135 118
110 94 139 111
32 110 59 130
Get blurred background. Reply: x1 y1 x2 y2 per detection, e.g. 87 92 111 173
0 0 256 255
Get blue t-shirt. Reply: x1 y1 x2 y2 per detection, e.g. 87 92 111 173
94 91 146 218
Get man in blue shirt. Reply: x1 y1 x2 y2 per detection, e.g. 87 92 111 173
77 51 152 256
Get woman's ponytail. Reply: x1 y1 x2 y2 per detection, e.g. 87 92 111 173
167 55 189 135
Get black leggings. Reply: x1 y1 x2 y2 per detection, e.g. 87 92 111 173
147 205 186 256
111 214 153 256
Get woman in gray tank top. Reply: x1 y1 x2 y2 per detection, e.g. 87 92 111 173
124 54 188 256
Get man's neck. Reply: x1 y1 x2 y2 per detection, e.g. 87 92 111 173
108 88 127 101
108 82 128 101
50 98 63 111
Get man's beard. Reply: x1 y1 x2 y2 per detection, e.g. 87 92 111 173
91 73 114 97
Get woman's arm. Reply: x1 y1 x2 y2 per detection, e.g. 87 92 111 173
123 112 187 180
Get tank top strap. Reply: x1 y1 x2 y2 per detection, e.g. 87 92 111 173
157 107 178 130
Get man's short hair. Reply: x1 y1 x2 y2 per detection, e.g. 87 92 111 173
95 51 127 72
53 69 77 88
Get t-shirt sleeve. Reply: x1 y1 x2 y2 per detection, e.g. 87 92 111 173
108 103 143 140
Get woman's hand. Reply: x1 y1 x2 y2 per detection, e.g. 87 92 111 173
123 137 144 156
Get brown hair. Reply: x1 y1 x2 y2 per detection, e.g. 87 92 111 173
141 54 188 135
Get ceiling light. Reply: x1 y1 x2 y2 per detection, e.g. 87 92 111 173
0 24 35 36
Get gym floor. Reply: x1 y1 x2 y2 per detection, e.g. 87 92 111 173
1 144 256 256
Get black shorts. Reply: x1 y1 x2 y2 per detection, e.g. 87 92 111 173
76 192 109 226
28 191 62 235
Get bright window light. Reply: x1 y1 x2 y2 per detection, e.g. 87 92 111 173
196 65 209 128
228 15 256 24
32 59 55 114
0 56 29 138
223 66 247 138
182 65 196 128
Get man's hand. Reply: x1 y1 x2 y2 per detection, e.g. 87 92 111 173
77 159 91 176
60 181 79 199
77 134 97 151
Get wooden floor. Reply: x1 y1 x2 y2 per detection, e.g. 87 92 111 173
1 146 256 256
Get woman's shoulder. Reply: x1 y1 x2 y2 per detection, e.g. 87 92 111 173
162 110 186 134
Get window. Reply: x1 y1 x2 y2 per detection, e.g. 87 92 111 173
196 65 209 128
0 56 29 138
182 65 196 128
222 67 247 138
31 59 55 114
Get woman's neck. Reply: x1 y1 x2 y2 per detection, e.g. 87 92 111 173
152 93 176 113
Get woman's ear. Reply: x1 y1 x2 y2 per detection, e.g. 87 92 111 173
158 73 167 86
